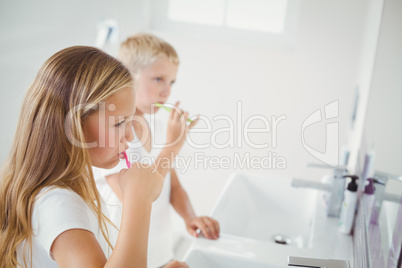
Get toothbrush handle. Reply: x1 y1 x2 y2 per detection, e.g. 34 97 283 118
155 103 194 122
123 151 131 168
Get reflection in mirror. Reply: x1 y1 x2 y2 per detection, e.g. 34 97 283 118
360 0 402 266
365 175 402 268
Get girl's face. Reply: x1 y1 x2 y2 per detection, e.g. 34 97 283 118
135 56 178 115
84 87 136 169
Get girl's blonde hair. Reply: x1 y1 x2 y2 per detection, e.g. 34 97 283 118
0 46 133 267
118 33 179 79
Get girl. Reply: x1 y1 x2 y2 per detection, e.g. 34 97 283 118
0 46 189 267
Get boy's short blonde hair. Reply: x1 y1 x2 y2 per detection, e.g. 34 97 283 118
118 33 179 78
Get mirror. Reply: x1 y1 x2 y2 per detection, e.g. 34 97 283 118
360 0 402 266
371 177 402 268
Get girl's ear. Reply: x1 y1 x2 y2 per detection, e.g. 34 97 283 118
64 113 97 149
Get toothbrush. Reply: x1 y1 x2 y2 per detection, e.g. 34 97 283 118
123 151 131 168
155 102 194 122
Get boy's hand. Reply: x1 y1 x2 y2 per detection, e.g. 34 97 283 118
185 216 220 240
164 260 189 268
166 101 199 149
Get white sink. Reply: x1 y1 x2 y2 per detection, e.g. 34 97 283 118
185 248 284 268
181 172 352 267
210 173 318 248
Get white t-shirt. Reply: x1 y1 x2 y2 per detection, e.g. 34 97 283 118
93 114 174 268
17 187 118 268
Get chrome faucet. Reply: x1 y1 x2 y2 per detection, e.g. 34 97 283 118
291 164 348 217
368 170 402 223
372 170 402 204
288 256 350 268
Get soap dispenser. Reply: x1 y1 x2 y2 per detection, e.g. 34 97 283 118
339 175 359 234
363 178 376 217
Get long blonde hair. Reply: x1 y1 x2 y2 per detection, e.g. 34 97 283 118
0 46 133 267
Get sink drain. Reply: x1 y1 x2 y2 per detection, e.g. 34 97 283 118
272 234 292 245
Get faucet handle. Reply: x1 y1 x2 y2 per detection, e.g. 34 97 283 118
374 170 401 182
291 178 332 192
368 177 386 185
307 162 348 172
288 256 350 268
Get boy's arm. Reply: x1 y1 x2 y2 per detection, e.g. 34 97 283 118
170 168 220 240
153 105 198 177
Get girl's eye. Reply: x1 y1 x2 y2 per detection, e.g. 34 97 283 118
115 120 125 127
155 77 162 82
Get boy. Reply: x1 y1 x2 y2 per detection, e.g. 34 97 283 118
94 33 220 268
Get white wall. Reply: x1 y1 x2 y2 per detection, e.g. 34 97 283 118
0 0 371 215
346 0 385 175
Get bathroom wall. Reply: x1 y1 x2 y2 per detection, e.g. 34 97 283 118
0 0 371 215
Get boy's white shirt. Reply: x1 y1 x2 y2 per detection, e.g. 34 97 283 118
17 187 118 268
93 113 174 268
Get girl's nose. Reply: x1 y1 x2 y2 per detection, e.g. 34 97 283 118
124 121 135 143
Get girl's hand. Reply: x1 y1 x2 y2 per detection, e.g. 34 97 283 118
118 162 164 203
166 101 199 149
164 260 189 268
185 216 220 240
